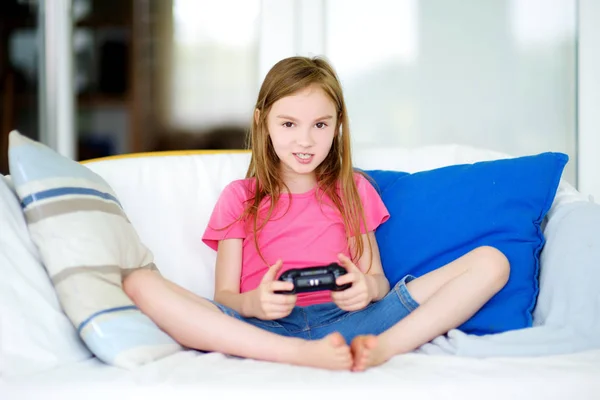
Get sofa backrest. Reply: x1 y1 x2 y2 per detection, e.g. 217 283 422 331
82 145 586 299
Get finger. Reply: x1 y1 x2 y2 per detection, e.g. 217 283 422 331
261 259 284 283
265 304 295 315
281 294 297 305
265 289 297 302
334 291 370 308
268 293 297 306
338 301 365 312
333 294 368 309
264 304 296 318
331 286 360 302
270 280 295 293
336 272 357 286
338 253 360 272
332 299 358 312
263 310 289 320
266 311 291 320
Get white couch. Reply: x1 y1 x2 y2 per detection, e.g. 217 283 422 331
1 143 599 400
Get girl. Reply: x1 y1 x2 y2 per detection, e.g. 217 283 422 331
123 56 510 372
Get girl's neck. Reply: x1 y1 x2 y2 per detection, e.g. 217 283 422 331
280 168 317 194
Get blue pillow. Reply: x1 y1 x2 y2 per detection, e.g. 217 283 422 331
365 152 568 335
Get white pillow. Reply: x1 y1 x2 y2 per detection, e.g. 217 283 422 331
7 131 183 369
0 175 91 378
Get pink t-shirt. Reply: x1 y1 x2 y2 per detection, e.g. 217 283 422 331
202 172 390 307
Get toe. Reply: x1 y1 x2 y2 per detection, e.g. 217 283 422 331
351 347 368 371
328 332 347 348
365 335 378 350
350 336 366 353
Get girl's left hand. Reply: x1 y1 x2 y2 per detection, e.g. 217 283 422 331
330 253 373 312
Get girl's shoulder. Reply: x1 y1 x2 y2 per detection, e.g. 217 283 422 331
221 177 257 202
351 171 383 200
352 170 376 190
332 171 378 198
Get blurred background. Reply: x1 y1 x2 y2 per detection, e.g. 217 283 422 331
0 0 594 189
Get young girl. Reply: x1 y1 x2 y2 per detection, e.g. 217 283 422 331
123 56 510 372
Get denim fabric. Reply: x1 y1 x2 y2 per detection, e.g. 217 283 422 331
210 275 419 344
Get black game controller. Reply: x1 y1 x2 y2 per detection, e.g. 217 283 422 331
275 263 351 294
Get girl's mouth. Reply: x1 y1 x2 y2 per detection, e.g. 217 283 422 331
294 153 314 164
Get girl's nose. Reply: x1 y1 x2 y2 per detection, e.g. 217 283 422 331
295 128 315 147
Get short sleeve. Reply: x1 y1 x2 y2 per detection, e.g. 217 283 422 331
355 172 390 234
202 180 249 251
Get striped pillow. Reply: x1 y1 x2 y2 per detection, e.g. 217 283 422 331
7 130 182 368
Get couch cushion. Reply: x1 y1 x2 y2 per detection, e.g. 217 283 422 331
83 151 253 300
7 130 181 369
81 145 585 307
365 152 568 335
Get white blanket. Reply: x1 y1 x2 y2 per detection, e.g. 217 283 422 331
3 348 600 400
418 201 600 357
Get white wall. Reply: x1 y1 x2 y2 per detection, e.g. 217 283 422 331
171 0 596 195
258 0 583 185
578 0 600 201
321 0 578 184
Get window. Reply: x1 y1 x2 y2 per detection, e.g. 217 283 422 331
168 0 261 131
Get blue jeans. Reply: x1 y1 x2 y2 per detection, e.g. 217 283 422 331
210 275 419 344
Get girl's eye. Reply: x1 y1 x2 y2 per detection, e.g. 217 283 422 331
282 122 294 128
315 122 327 129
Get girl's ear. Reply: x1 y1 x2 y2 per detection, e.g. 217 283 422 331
254 108 260 125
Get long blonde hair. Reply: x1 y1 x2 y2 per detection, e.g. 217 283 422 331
244 56 372 269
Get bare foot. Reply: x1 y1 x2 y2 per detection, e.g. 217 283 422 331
294 332 352 370
350 335 389 372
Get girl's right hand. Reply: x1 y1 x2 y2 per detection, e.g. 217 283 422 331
249 259 297 320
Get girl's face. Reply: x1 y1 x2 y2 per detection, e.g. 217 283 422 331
266 85 337 183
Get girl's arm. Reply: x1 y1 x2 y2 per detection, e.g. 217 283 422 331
212 239 296 319
212 238 255 316
354 232 390 301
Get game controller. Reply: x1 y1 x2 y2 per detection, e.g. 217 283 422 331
275 263 351 294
